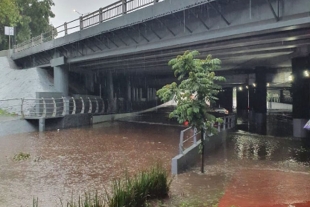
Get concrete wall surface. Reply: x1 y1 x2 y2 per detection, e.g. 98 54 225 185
171 130 230 174
0 119 37 137
45 114 92 131
0 56 56 100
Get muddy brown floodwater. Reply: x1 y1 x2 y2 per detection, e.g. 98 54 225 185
0 122 182 207
1 114 310 207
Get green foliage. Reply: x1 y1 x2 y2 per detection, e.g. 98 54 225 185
107 164 171 207
157 50 225 131
0 0 20 49
13 152 30 161
0 0 55 50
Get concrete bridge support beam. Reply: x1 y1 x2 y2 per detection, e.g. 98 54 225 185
51 56 68 96
54 66 69 97
39 118 45 132
292 56 310 138
254 67 267 124
127 78 132 111
107 71 114 112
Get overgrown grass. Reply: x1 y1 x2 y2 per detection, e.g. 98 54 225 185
107 164 172 207
28 164 171 207
13 152 30 161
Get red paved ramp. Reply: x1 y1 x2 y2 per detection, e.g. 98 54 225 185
219 169 310 207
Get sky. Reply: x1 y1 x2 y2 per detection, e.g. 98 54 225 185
50 0 116 27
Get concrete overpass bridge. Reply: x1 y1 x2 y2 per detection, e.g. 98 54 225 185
10 0 310 137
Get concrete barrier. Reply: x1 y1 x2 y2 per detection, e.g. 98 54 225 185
0 119 37 137
171 129 231 174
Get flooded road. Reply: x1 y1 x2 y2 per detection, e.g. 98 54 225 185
0 111 310 207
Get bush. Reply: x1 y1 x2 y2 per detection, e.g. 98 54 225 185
107 164 172 207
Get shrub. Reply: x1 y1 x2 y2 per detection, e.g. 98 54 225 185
107 164 172 207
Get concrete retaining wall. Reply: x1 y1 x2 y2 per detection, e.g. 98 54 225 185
45 114 92 131
0 56 56 115
0 119 37 137
171 130 230 174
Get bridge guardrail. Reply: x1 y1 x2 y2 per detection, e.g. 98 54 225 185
179 115 235 154
0 96 105 119
13 0 162 53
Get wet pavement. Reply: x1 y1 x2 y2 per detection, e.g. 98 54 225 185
0 111 310 206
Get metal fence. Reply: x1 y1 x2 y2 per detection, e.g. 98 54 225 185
0 96 105 119
13 0 163 53
178 115 236 154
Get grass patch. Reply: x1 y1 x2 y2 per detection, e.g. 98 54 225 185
13 152 30 161
107 164 172 207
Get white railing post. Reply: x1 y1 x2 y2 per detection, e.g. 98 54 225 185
95 97 99 113
193 127 197 144
122 0 127 14
52 97 56 117
99 8 103 23
88 97 92 113
100 98 105 113
223 117 226 130
64 22 68 35
80 97 85 114
62 97 67 116
42 98 46 118
79 16 84 30
179 131 184 154
72 97 76 114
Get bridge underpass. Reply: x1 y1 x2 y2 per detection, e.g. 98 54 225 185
10 0 310 137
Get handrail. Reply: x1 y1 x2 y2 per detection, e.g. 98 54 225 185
0 96 105 118
13 0 162 53
178 114 236 154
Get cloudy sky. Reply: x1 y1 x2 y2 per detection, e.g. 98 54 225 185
50 0 116 27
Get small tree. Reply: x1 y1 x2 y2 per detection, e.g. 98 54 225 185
157 50 225 173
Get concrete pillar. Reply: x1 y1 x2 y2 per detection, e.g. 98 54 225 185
139 88 143 100
107 71 114 112
254 67 267 124
135 88 139 101
147 88 150 101
132 88 136 101
39 118 45 132
153 88 157 100
292 56 310 138
236 87 248 112
218 88 233 113
248 86 256 122
127 78 131 111
54 66 69 96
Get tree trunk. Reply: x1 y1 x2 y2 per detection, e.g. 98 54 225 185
201 128 205 173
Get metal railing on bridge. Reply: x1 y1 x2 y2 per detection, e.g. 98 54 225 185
13 0 163 53
0 96 105 119
179 115 235 154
